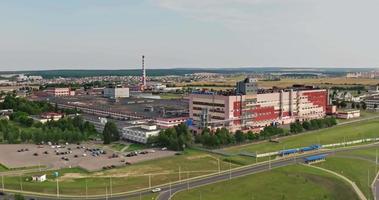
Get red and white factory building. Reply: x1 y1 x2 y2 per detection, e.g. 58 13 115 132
189 78 328 133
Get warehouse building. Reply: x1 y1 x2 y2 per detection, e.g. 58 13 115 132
189 81 328 133
103 86 130 98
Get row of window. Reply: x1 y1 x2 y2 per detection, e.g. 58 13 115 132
192 101 225 107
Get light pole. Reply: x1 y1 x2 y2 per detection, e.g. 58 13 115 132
56 177 59 198
269 156 271 170
110 177 112 198
229 160 232 180
179 166 181 181
149 174 152 189
85 178 88 200
105 186 108 200
187 172 190 191
218 158 221 173
19 175 23 192
169 180 172 197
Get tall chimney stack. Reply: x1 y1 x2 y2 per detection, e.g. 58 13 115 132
142 55 146 89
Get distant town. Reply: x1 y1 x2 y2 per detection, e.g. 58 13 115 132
1 63 379 200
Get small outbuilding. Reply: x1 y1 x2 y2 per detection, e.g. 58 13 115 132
304 154 327 164
31 174 47 182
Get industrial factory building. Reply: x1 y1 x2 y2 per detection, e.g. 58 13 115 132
189 78 328 133
103 86 130 99
45 87 75 97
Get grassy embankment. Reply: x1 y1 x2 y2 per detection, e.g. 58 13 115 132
1 149 237 196
317 146 379 199
225 118 379 154
172 164 359 200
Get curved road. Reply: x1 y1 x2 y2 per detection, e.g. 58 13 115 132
5 142 375 200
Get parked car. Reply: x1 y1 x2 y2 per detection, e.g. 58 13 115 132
152 188 162 193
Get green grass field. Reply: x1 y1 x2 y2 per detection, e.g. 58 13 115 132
125 143 146 152
0 163 8 172
110 143 127 151
317 147 379 199
1 149 238 195
225 119 379 154
159 93 183 99
172 164 358 200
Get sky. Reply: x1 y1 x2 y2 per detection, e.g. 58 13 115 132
0 0 378 70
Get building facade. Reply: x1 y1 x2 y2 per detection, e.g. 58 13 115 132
45 88 75 96
155 117 187 129
336 109 360 119
189 88 328 133
121 124 160 144
236 78 258 95
103 87 130 98
364 96 379 111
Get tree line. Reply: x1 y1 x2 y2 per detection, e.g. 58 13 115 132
148 117 338 150
1 115 98 144
148 123 193 151
290 118 337 134
0 94 99 144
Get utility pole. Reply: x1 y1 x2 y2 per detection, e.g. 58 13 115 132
255 151 258 163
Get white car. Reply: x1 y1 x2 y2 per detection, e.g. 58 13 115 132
151 188 162 193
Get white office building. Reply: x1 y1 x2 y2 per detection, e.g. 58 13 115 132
122 124 160 144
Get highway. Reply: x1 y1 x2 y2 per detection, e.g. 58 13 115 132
3 142 376 200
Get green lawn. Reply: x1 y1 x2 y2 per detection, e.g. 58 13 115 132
317 148 379 199
172 164 358 200
1 149 238 195
110 143 127 151
225 119 379 154
0 163 8 172
159 93 183 99
125 143 146 152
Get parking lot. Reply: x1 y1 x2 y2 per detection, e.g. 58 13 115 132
0 144 176 172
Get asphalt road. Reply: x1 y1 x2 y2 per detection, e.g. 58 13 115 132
374 177 379 200
3 143 379 200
